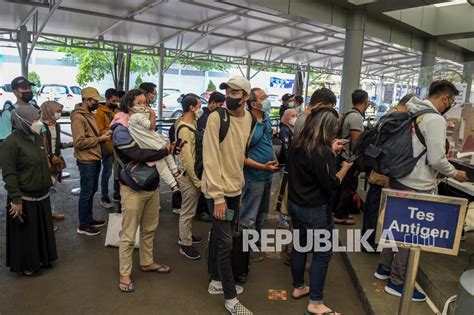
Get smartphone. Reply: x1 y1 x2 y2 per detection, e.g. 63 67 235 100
346 154 359 163
339 139 350 144
225 209 235 221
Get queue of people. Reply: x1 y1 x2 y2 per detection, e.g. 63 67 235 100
0 73 469 315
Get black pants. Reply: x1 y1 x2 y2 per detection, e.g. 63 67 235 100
334 165 358 219
362 184 383 246
196 193 209 215
207 195 241 300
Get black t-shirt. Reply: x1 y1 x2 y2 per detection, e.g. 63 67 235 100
287 144 340 208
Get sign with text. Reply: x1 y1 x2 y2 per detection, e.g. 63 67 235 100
376 189 467 255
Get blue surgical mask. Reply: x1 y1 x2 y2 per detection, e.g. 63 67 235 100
262 99 272 114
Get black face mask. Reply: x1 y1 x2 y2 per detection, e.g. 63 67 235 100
441 98 453 115
108 103 118 110
20 91 34 103
226 96 242 110
89 101 99 112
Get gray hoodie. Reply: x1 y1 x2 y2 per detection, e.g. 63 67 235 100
396 97 456 191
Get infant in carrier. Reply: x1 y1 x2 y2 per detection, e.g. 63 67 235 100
128 105 181 192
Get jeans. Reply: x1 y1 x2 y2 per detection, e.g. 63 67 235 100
240 178 272 233
207 196 241 300
77 160 101 228
288 200 334 304
101 154 114 200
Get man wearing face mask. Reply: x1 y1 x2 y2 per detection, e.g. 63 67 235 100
203 76 254 315
71 87 110 236
139 82 158 106
95 88 121 209
0 76 37 144
175 94 204 260
279 93 295 119
240 88 279 262
374 80 467 301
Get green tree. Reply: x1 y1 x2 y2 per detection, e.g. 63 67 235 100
207 80 216 92
134 75 143 89
28 71 41 92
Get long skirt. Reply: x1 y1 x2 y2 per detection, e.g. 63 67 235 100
6 197 57 273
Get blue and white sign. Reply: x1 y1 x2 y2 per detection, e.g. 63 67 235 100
376 189 468 256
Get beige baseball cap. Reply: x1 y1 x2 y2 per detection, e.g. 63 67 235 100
81 87 105 101
219 76 251 95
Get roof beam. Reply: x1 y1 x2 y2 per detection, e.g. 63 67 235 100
150 10 246 47
95 0 167 39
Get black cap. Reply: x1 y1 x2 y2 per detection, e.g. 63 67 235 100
11 76 35 90
282 93 294 102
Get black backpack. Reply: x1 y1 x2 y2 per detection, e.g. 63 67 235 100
363 108 439 179
176 108 257 180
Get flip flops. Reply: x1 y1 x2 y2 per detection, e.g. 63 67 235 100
119 281 135 293
140 264 171 273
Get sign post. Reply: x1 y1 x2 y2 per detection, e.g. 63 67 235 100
376 189 468 314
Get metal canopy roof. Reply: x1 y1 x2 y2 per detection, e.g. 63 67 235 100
0 0 464 82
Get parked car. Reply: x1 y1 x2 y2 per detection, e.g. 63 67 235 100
0 84 16 110
37 84 81 115
152 92 208 118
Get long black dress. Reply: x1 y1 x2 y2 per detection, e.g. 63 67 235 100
2 130 57 273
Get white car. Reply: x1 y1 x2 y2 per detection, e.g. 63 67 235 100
37 84 81 115
152 92 208 118
0 84 16 110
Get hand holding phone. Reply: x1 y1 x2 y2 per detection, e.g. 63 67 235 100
346 154 359 163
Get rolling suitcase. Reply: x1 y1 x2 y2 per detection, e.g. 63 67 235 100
206 218 250 284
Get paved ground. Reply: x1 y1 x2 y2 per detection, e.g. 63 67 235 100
0 148 364 315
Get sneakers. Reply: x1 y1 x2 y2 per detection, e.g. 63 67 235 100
225 302 253 315
208 282 244 295
77 226 101 236
374 264 391 280
100 197 114 209
90 219 106 228
179 245 201 260
192 235 203 244
172 208 182 215
384 279 427 302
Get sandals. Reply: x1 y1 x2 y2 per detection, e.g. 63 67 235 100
141 264 171 273
119 280 135 293
304 310 338 315
292 287 310 299
52 212 65 220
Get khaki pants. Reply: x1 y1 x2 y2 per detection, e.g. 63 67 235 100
178 175 200 246
119 185 160 276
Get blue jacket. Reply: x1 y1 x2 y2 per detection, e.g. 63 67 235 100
278 123 293 165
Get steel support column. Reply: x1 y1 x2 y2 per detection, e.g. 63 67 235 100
124 50 132 91
18 25 29 77
246 55 251 80
304 64 311 108
158 43 165 122
340 9 366 113
418 39 437 88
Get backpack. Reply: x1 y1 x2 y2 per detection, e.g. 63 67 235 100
363 108 439 179
176 108 257 180
0 103 14 118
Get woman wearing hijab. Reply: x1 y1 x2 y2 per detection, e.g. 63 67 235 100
41 101 73 220
0 106 57 275
276 108 298 229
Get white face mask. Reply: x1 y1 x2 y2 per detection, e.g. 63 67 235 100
289 117 297 126
31 120 44 134
132 106 147 114
195 107 204 120
288 102 295 108
53 112 62 120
